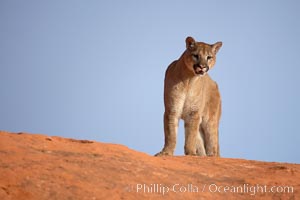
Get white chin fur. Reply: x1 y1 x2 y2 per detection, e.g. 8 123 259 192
197 72 207 76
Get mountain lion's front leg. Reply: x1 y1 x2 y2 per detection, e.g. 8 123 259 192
184 115 201 156
155 112 178 156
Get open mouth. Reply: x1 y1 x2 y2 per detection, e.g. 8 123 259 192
193 64 209 75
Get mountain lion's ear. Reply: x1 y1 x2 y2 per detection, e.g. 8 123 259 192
212 42 222 54
186 36 196 51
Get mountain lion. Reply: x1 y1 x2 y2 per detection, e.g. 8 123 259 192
155 36 222 157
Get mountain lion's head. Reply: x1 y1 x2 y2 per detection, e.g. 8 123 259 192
185 36 222 76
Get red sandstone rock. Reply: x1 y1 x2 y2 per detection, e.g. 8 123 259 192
0 131 299 199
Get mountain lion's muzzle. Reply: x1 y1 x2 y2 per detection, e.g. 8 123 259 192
193 64 209 75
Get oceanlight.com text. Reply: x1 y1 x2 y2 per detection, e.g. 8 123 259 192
131 183 294 196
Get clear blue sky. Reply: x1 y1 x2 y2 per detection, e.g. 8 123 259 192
1 1 300 163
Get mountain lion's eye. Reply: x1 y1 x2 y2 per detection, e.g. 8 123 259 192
192 54 199 60
207 56 213 60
